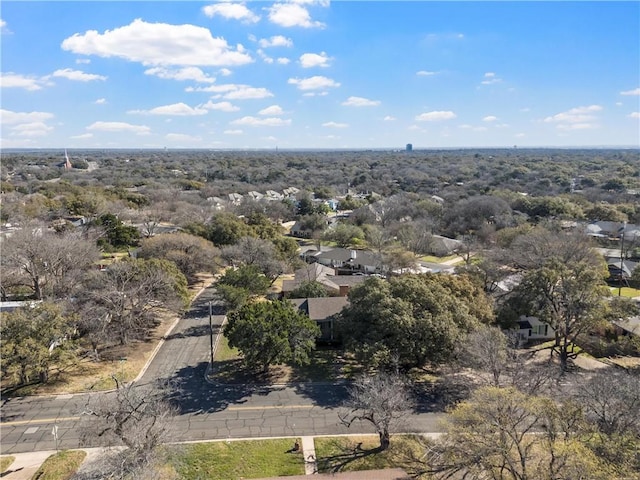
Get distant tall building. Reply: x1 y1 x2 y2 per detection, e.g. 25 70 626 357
406 143 413 152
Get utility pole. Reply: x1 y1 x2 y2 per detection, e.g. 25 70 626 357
209 300 214 366
619 223 626 297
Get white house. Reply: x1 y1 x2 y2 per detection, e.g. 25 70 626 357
516 316 555 343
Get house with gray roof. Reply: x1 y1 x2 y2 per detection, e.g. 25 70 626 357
290 297 349 342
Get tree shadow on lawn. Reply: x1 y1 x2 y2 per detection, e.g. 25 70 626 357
316 438 387 474
158 361 281 415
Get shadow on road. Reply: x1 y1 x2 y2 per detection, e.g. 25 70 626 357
292 382 348 408
159 362 278 414
164 324 212 341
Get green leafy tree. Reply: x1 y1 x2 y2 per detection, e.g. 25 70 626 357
138 232 219 284
504 230 609 371
324 223 365 248
224 300 320 373
204 212 256 246
290 280 331 298
216 264 271 310
412 387 612 480
339 274 492 370
1 302 77 385
95 213 141 251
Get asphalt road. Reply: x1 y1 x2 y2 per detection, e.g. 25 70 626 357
0 287 444 454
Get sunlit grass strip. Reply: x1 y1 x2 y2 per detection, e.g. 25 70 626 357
0 456 14 472
31 450 86 480
168 439 305 479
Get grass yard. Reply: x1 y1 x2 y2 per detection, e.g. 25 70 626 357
166 439 305 479
314 435 427 476
0 456 14 472
609 286 640 297
419 254 462 264
31 450 86 480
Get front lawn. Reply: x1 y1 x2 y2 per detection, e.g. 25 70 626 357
167 439 305 479
32 450 86 480
609 286 640 297
315 435 427 476
0 456 14 472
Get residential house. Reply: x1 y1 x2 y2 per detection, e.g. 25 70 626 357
281 263 366 297
290 296 349 342
516 316 555 343
228 192 243 205
612 316 640 338
247 191 264 201
428 235 462 257
308 248 382 274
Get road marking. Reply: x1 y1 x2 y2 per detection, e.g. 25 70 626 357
226 405 315 411
0 405 316 426
1 416 80 426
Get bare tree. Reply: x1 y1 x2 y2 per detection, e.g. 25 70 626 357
1 223 100 300
458 325 510 387
76 258 187 352
220 236 287 282
339 372 415 450
77 380 176 480
575 370 640 437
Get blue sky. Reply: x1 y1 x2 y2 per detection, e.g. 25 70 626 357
1 1 639 149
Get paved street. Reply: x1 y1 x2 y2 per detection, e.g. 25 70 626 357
0 287 444 454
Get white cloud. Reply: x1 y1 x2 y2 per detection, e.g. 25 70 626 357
129 102 208 116
202 3 260 23
10 122 53 137
300 52 330 68
70 133 94 139
0 18 11 34
166 133 202 142
416 70 438 76
258 105 284 116
219 68 232 76
458 124 487 132
322 121 348 128
277 57 291 65
288 75 340 91
231 116 291 126
187 83 273 99
268 3 325 28
544 105 602 127
0 72 49 90
302 91 329 97
52 68 107 82
481 72 502 85
225 86 274 100
383 115 396 121
86 121 151 135
61 19 253 67
259 35 293 48
1 109 54 124
342 96 380 107
75 58 91 64
408 125 421 131
620 88 640 96
224 129 243 135
415 110 457 121
145 67 216 83
482 115 498 122
628 112 640 119
201 101 240 112
94 98 107 105
557 123 597 131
